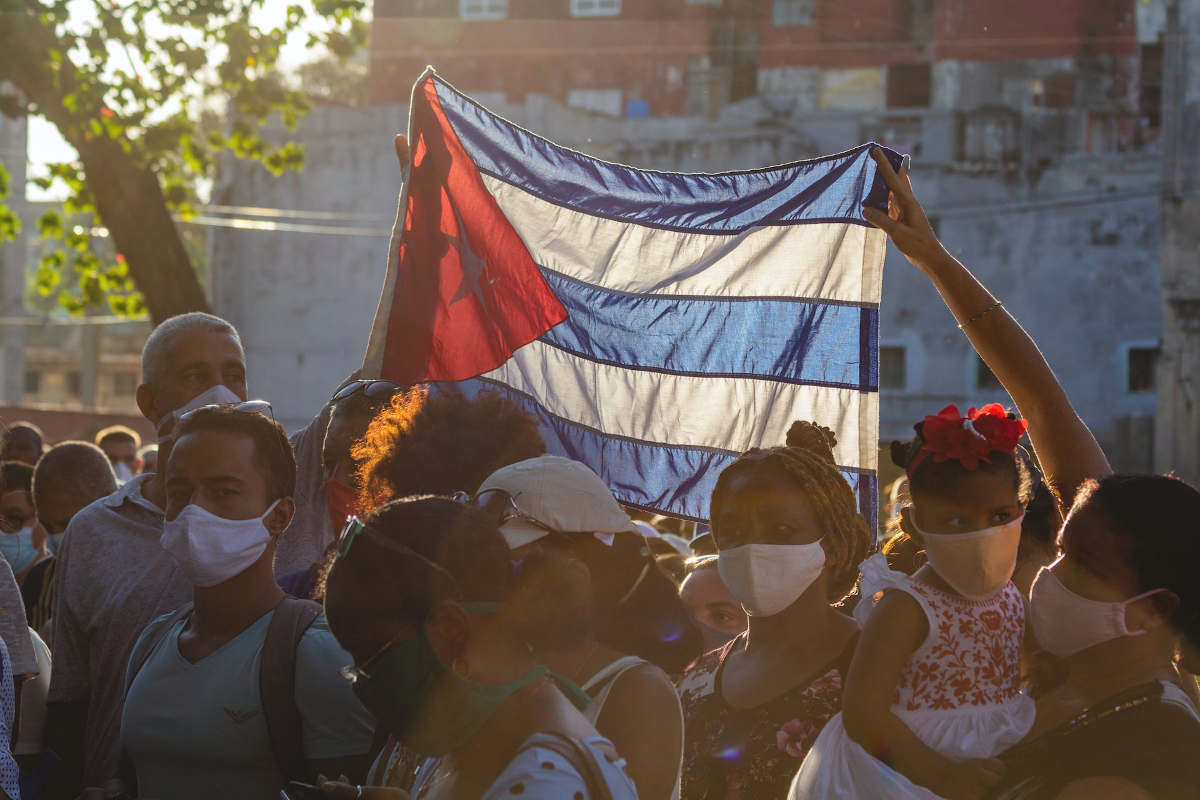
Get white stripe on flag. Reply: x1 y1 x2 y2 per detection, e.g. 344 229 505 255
481 339 879 470
482 175 886 305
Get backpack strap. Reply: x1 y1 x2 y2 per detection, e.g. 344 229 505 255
260 596 323 782
518 732 616 800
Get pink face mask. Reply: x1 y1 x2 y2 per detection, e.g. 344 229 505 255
912 513 1024 601
1029 560 1167 658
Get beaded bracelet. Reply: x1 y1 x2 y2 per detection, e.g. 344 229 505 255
958 300 1003 330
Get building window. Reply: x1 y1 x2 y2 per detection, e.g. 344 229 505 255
773 0 814 26
886 63 931 108
570 0 620 16
1127 347 1159 393
880 346 907 390
114 372 137 396
67 370 82 397
460 0 507 19
1140 43 1163 130
23 371 41 396
975 355 1003 392
567 88 623 116
1039 74 1076 109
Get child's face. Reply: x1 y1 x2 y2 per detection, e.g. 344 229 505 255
907 465 1022 536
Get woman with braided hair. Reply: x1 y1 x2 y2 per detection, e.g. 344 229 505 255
676 420 871 800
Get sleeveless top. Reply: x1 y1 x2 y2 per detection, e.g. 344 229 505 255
855 554 1025 711
582 654 683 800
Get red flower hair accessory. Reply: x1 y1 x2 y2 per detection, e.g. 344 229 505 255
907 404 1028 477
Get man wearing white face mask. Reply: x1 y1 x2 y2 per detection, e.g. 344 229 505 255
95 426 143 485
45 312 250 800
119 405 374 800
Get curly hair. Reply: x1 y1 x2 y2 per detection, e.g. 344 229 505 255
354 386 546 511
710 420 872 602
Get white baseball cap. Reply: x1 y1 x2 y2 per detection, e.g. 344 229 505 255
476 455 639 549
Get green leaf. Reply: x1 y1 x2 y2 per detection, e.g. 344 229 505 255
0 209 18 241
38 210 64 239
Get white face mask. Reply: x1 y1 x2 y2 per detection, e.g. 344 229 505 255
1029 561 1164 657
156 384 243 440
161 500 280 587
113 462 136 484
717 541 826 617
912 513 1023 601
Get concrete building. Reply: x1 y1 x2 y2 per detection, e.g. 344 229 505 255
0 108 28 408
1155 0 1200 485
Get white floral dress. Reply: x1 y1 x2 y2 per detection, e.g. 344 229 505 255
790 553 1035 799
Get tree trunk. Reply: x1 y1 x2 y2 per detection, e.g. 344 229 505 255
74 135 212 323
0 6 211 324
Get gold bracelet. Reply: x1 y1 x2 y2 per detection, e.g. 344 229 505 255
958 300 1003 330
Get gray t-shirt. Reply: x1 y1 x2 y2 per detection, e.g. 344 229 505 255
122 609 374 800
48 473 190 787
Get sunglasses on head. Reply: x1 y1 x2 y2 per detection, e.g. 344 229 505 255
174 400 292 471
452 488 559 538
178 399 274 424
331 380 406 403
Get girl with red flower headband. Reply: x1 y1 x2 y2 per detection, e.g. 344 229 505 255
793 399 1036 800
804 149 1200 800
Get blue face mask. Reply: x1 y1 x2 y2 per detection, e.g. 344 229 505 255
0 525 38 574
46 532 65 557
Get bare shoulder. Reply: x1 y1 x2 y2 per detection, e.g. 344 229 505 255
855 587 929 662
607 662 681 714
867 587 926 630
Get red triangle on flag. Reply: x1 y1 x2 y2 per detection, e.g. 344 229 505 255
381 78 567 384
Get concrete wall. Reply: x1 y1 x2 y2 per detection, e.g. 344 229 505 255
0 112 27 407
207 106 407 429
211 100 1163 471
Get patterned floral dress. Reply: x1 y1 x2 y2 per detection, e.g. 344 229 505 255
789 553 1035 799
676 631 854 800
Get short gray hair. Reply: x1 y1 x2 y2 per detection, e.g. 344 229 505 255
141 312 243 389
32 441 118 513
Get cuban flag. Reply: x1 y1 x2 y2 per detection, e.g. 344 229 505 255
363 68 901 529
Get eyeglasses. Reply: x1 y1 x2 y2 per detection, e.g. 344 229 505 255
331 380 406 403
333 514 493 684
339 629 410 683
452 488 558 537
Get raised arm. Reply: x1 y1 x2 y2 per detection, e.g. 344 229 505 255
862 148 1111 512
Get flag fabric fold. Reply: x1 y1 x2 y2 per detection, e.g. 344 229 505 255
363 67 901 527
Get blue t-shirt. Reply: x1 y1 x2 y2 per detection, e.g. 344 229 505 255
121 608 374 800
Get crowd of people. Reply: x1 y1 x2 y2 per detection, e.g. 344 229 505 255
0 148 1196 800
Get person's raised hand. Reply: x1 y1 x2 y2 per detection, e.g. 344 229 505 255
861 147 950 276
394 134 409 167
935 757 1006 800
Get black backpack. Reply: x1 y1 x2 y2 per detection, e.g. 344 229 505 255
123 597 322 785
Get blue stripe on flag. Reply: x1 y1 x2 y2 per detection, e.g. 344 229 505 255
458 378 878 533
539 268 878 390
432 76 901 234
